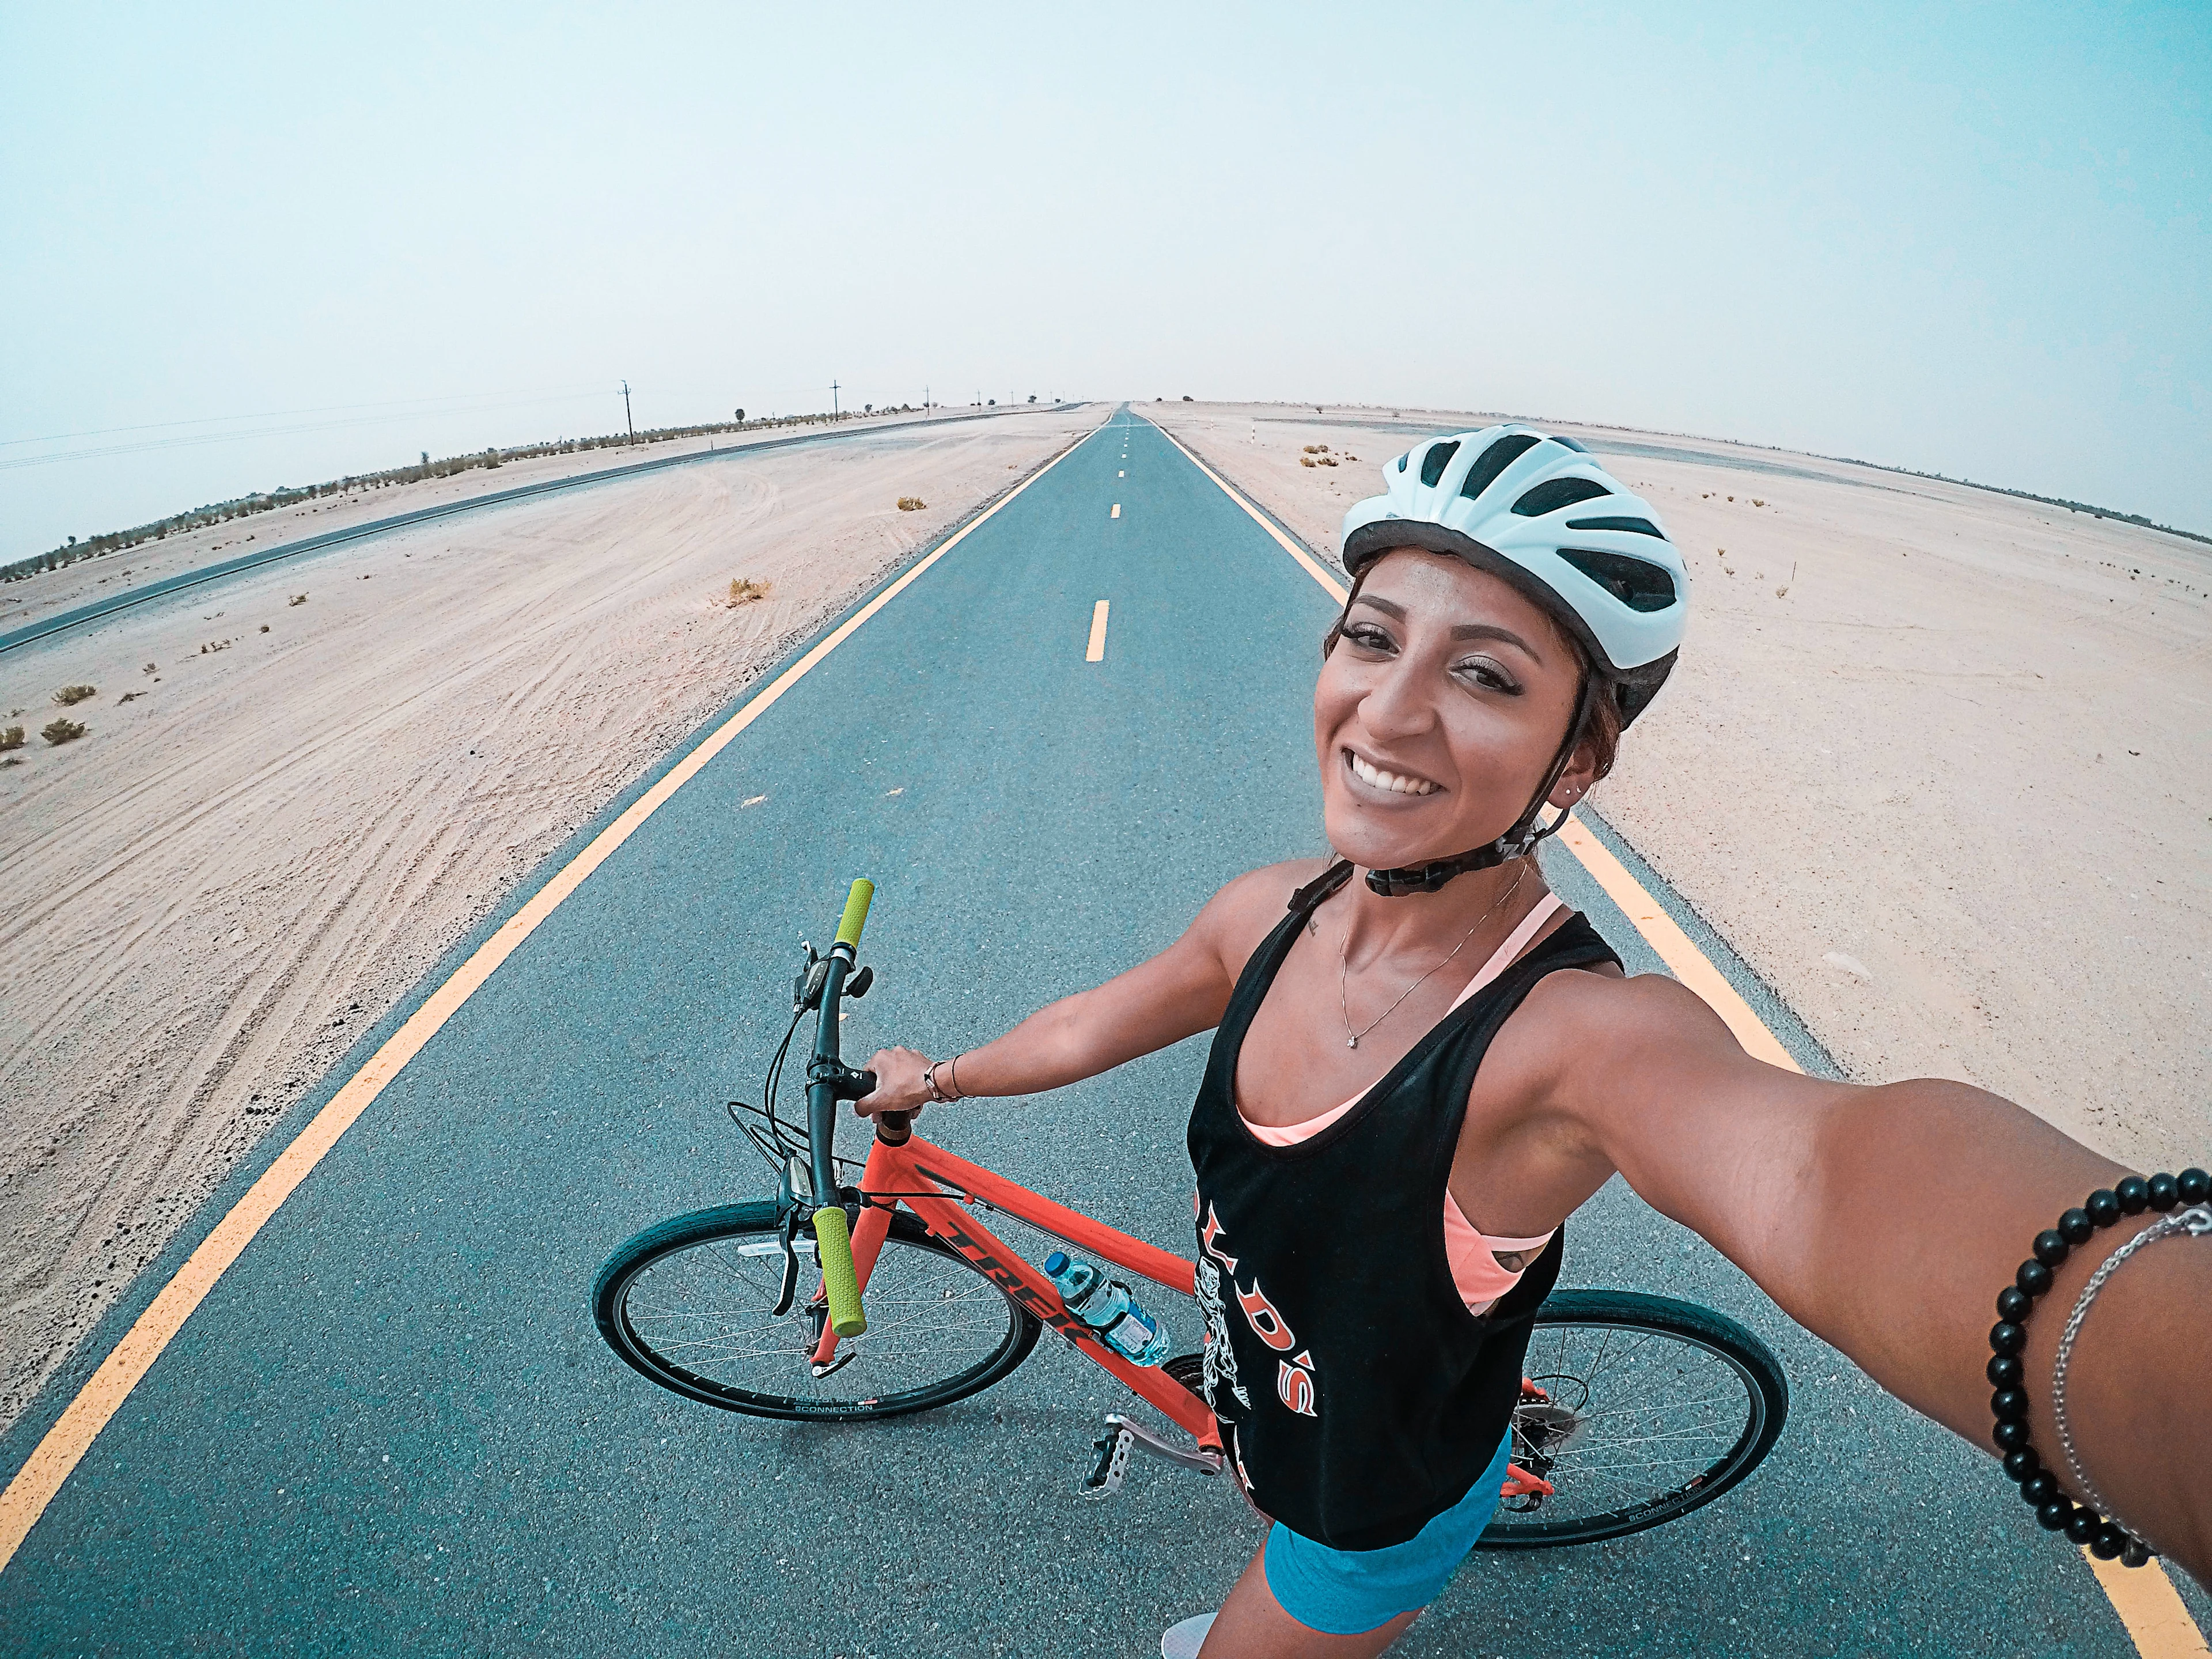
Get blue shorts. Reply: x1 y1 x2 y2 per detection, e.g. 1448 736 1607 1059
1262 1431 1513 1637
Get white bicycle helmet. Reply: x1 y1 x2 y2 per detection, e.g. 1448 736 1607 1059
1341 424 1685 728
1334 425 1689 895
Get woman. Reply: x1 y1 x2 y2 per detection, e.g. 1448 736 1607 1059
854 427 2211 1656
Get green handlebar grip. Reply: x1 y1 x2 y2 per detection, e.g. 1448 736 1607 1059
813 1206 867 1337
835 878 875 950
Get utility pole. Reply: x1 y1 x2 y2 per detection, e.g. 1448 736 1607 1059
622 380 635 444
831 379 840 422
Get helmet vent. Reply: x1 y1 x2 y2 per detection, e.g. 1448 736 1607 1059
1556 548 1677 613
1566 514 1665 540
1395 453 1408 472
1418 441 1460 488
1513 477 1612 517
1458 434 1540 502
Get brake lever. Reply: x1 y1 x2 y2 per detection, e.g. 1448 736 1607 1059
771 1203 804 1316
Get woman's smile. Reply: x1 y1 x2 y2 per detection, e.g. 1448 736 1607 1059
1342 746 1443 800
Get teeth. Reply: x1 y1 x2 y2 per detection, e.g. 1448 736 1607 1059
1349 752 1438 796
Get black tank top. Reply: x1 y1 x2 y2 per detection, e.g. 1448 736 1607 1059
1187 862 1622 1551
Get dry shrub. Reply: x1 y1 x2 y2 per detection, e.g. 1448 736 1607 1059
897 497 926 512
1300 456 1317 468
289 594 307 606
0 725 23 752
1752 498 1767 507
260 624 270 633
142 662 157 676
119 691 141 704
1320 457 1338 467
52 684 96 706
727 577 772 607
42 717 86 745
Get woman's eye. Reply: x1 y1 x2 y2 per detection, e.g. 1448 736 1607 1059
1455 657 1522 695
1344 624 1396 652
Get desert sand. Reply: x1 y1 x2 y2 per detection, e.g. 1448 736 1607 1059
0 408 1097 1431
1149 402 2210 1172
0 406 1026 637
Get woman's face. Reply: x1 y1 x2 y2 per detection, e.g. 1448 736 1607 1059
1314 549 1593 873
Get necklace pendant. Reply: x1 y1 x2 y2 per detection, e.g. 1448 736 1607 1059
1346 1036 1358 1049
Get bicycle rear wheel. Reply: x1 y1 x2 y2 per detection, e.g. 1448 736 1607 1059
594 1202 1040 1421
1475 1289 1788 1550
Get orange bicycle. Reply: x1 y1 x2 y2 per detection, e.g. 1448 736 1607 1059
593 881 1789 1546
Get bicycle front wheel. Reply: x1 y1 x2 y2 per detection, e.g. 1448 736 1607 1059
1475 1289 1789 1550
593 1202 1040 1421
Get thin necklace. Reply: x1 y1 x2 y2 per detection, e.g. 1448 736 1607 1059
1338 866 1528 1050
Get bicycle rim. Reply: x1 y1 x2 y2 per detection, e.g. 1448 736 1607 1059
593 1202 1040 1421
1475 1289 1789 1549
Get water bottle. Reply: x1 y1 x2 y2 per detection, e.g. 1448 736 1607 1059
1043 1251 1172 1366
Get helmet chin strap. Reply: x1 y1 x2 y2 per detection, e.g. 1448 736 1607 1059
1364 673 1596 899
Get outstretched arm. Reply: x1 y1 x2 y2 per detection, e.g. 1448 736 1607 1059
853 860 1315 1119
1535 971 2211 1584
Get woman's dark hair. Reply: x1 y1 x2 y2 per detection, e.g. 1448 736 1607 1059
1323 565 1623 785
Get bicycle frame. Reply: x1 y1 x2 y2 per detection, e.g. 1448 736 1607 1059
822 1123 1224 1459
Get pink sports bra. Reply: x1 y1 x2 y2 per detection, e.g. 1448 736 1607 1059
1237 892 1566 1315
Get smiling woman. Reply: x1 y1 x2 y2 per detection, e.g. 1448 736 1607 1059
851 426 2212 1657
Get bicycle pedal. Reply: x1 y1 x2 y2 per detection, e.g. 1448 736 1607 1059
1082 1425 1134 1501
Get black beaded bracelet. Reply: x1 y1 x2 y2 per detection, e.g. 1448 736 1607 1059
1990 1166 2211 1567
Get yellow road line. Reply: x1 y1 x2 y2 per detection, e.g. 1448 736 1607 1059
1086 600 1111 663
2085 1550 2212 1658
0 420 1105 1581
1154 415 2204 1657
1552 816 1799 1072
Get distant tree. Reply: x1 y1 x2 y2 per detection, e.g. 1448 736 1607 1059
734 408 745 423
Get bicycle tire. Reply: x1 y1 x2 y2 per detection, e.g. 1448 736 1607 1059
593 1201 1041 1421
1474 1288 1789 1550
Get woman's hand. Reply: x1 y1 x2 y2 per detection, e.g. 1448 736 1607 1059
853 1046 934 1119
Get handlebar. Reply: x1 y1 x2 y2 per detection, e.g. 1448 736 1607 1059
835 878 874 950
810 878 875 1338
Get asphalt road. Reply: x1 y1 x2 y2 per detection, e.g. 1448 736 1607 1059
0 409 2180 1656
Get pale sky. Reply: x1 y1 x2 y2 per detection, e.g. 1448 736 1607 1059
3 3 2206 561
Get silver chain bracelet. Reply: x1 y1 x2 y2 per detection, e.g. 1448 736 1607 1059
2051 1202 2212 1550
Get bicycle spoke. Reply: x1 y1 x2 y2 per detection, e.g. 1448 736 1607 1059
612 1222 1028 1410
1488 1311 1769 1537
